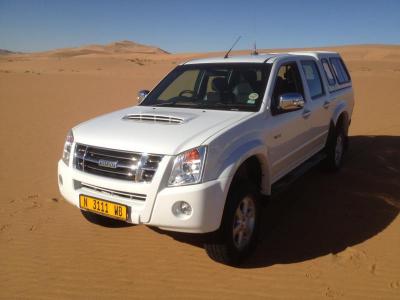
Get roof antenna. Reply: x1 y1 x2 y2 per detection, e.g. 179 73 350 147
252 41 259 55
224 36 241 59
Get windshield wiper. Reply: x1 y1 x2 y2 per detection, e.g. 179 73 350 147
152 101 254 111
198 102 255 111
153 99 203 108
153 101 176 107
199 103 232 110
153 102 200 108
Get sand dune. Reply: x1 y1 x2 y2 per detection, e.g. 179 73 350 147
43 40 169 58
4 40 169 59
0 49 21 55
0 44 399 299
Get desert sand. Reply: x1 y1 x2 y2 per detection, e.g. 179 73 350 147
0 42 399 299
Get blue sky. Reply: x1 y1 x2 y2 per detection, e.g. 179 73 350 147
0 0 399 53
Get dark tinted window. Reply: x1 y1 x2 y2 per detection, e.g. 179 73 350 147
271 62 304 115
321 58 336 86
330 57 350 84
301 60 324 99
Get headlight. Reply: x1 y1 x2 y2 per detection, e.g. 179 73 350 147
168 146 207 186
62 130 74 166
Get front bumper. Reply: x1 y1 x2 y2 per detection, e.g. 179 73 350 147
58 160 229 233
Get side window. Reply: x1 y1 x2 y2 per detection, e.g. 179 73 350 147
321 58 336 86
330 57 351 84
301 60 324 99
271 62 304 115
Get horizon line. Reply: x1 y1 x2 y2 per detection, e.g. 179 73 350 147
1 41 400 55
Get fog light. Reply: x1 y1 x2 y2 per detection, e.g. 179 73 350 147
172 201 192 218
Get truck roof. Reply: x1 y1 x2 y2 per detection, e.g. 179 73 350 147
183 51 339 65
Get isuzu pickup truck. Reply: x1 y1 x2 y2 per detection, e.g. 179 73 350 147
58 51 354 265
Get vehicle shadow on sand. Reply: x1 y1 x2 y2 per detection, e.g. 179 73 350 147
156 135 400 268
81 210 135 228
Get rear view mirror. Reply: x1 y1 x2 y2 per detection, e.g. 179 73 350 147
137 90 150 104
279 93 304 111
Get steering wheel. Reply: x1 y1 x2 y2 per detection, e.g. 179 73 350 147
179 90 195 98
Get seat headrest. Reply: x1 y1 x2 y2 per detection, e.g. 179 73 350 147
212 77 228 92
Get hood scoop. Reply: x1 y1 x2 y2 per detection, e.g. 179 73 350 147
123 113 186 124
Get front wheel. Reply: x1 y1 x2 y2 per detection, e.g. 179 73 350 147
204 182 261 265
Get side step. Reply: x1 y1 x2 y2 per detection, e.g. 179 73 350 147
270 152 326 198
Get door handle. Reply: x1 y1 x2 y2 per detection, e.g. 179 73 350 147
323 101 330 109
302 110 311 118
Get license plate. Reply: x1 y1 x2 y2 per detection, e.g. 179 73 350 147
79 195 128 221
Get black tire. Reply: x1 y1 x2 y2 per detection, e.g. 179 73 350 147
204 182 261 266
323 124 346 171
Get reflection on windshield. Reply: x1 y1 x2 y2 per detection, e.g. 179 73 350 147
140 63 271 112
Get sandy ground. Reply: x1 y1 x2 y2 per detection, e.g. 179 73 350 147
0 44 399 299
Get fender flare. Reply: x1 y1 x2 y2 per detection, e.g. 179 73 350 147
217 139 271 195
332 101 350 128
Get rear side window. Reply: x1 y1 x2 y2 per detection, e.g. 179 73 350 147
301 60 324 99
321 59 336 86
330 57 351 84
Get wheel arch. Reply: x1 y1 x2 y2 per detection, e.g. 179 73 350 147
327 108 350 151
230 155 266 191
335 111 349 134
222 149 271 198
332 102 350 134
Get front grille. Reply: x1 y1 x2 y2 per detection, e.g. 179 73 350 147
79 182 146 201
74 144 163 182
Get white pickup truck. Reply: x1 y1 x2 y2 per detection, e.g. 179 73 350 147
58 51 354 265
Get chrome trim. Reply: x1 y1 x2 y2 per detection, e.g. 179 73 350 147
82 144 88 172
88 150 139 161
85 164 134 176
74 144 163 183
279 93 305 111
79 182 146 201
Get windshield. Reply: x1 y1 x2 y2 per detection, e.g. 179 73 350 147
140 63 271 112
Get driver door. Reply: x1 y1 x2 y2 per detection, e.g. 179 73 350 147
264 60 311 183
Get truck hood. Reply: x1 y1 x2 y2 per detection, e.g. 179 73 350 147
73 106 252 155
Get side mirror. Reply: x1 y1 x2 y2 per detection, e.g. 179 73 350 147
279 93 305 111
137 90 150 104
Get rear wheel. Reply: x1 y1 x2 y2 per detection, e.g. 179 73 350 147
204 182 261 265
323 124 346 171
